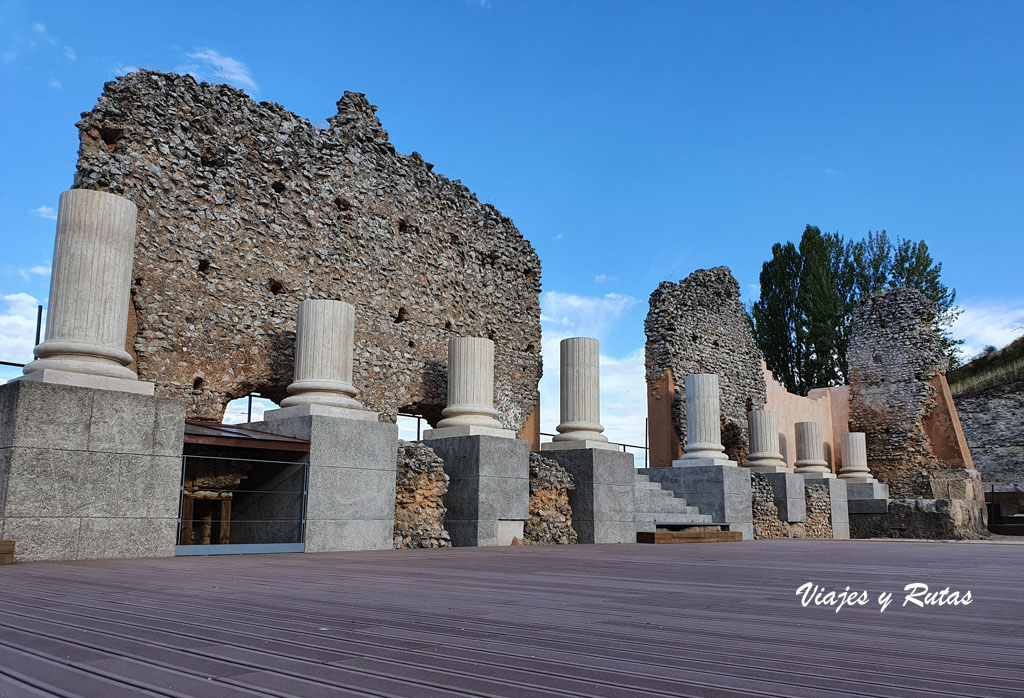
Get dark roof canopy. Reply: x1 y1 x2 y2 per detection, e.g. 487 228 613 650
183 420 310 452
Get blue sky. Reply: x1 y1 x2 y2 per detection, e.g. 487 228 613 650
1 1 1022 446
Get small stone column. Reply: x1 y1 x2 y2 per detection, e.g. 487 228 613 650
21 189 151 394
744 410 789 473
679 374 730 463
839 433 875 483
425 337 513 439
267 299 373 418
794 421 832 478
542 337 617 452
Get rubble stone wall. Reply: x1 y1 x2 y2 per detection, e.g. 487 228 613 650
751 474 785 539
954 379 1024 491
524 453 578 545
645 267 767 464
394 441 451 549
847 289 975 499
73 71 542 428
804 484 833 539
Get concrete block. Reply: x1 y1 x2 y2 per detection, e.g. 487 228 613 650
305 466 396 522
760 471 807 523
479 476 530 521
1 517 81 561
849 498 890 514
0 381 91 451
590 484 636 521
152 398 187 457
304 519 394 553
77 517 177 559
813 477 850 539
496 520 524 545
573 519 638 545
249 415 397 472
0 448 10 518
427 435 529 480
422 425 517 440
17 370 155 396
265 404 379 422
541 448 634 486
846 481 890 501
541 449 636 544
89 389 156 453
540 440 620 452
639 465 753 539
3 448 100 518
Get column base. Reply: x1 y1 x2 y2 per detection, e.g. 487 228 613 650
539 448 635 544
16 368 154 396
541 439 620 452
639 464 753 540
672 457 738 467
263 404 379 422
758 471 807 523
423 425 517 440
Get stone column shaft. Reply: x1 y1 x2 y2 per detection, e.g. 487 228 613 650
744 409 788 472
280 299 362 410
839 432 875 482
681 374 726 460
794 421 831 475
552 337 607 443
24 189 139 381
437 337 502 429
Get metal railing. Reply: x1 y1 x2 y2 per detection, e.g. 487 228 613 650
0 304 43 370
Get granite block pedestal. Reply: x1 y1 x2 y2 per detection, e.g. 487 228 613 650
539 448 636 544
424 434 529 546
249 413 397 552
639 463 754 540
759 471 807 523
0 380 184 561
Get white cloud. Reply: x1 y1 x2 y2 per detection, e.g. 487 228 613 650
31 23 45 34
63 45 75 60
952 300 1024 361
593 274 617 283
0 293 43 366
553 233 563 240
48 77 62 89
182 49 258 92
18 262 51 281
31 205 57 220
539 291 647 455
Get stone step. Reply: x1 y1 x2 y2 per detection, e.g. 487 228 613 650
635 511 712 524
635 498 699 513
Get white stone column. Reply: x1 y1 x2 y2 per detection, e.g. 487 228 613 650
839 432 875 482
744 409 789 472
277 299 365 415
679 374 731 463
542 337 617 451
794 421 832 477
21 189 152 394
425 337 512 439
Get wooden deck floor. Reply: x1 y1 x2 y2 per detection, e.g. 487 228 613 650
0 540 1021 697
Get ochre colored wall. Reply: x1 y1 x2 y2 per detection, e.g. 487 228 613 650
647 368 683 467
763 363 849 473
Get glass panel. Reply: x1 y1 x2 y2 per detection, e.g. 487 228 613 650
178 456 306 547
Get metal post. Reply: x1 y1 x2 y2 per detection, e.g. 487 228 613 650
416 416 421 441
34 305 43 345
247 394 253 422
644 417 648 468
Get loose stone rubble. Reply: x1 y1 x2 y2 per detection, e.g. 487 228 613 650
394 441 451 549
804 484 834 539
751 474 785 539
524 452 578 545
645 267 767 463
73 70 542 428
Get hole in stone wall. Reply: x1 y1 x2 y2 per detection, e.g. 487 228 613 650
487 329 497 341
690 333 700 343
444 320 453 331
397 218 410 233
99 126 123 146
193 377 205 390
271 181 286 194
197 259 211 274
268 279 285 295
334 197 351 212
133 277 143 286
408 340 415 348
394 307 409 323
525 343 534 352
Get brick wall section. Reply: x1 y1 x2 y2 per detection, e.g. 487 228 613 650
645 267 767 463
73 71 542 428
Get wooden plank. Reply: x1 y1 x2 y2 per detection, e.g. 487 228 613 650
0 540 14 565
220 499 232 545
636 529 743 544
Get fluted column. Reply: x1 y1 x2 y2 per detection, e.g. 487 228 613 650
23 189 139 381
794 421 831 476
280 299 362 410
744 409 789 472
552 337 608 444
680 374 727 460
436 337 503 429
839 432 875 482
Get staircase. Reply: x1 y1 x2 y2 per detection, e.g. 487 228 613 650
633 472 741 543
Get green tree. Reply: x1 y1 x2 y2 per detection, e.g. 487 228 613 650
751 227 960 393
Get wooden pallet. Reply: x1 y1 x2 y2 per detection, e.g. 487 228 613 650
637 528 742 544
0 540 14 565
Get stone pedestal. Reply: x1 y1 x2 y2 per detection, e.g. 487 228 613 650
0 380 184 561
847 481 891 514
425 337 515 440
759 471 807 523
542 338 616 452
641 464 753 540
804 477 850 539
838 432 876 483
794 421 832 477
540 448 636 543
21 189 151 395
744 410 789 473
248 414 397 552
426 435 529 546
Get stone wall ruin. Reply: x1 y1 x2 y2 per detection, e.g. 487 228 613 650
73 70 542 429
524 452 578 545
394 441 451 549
645 267 767 466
